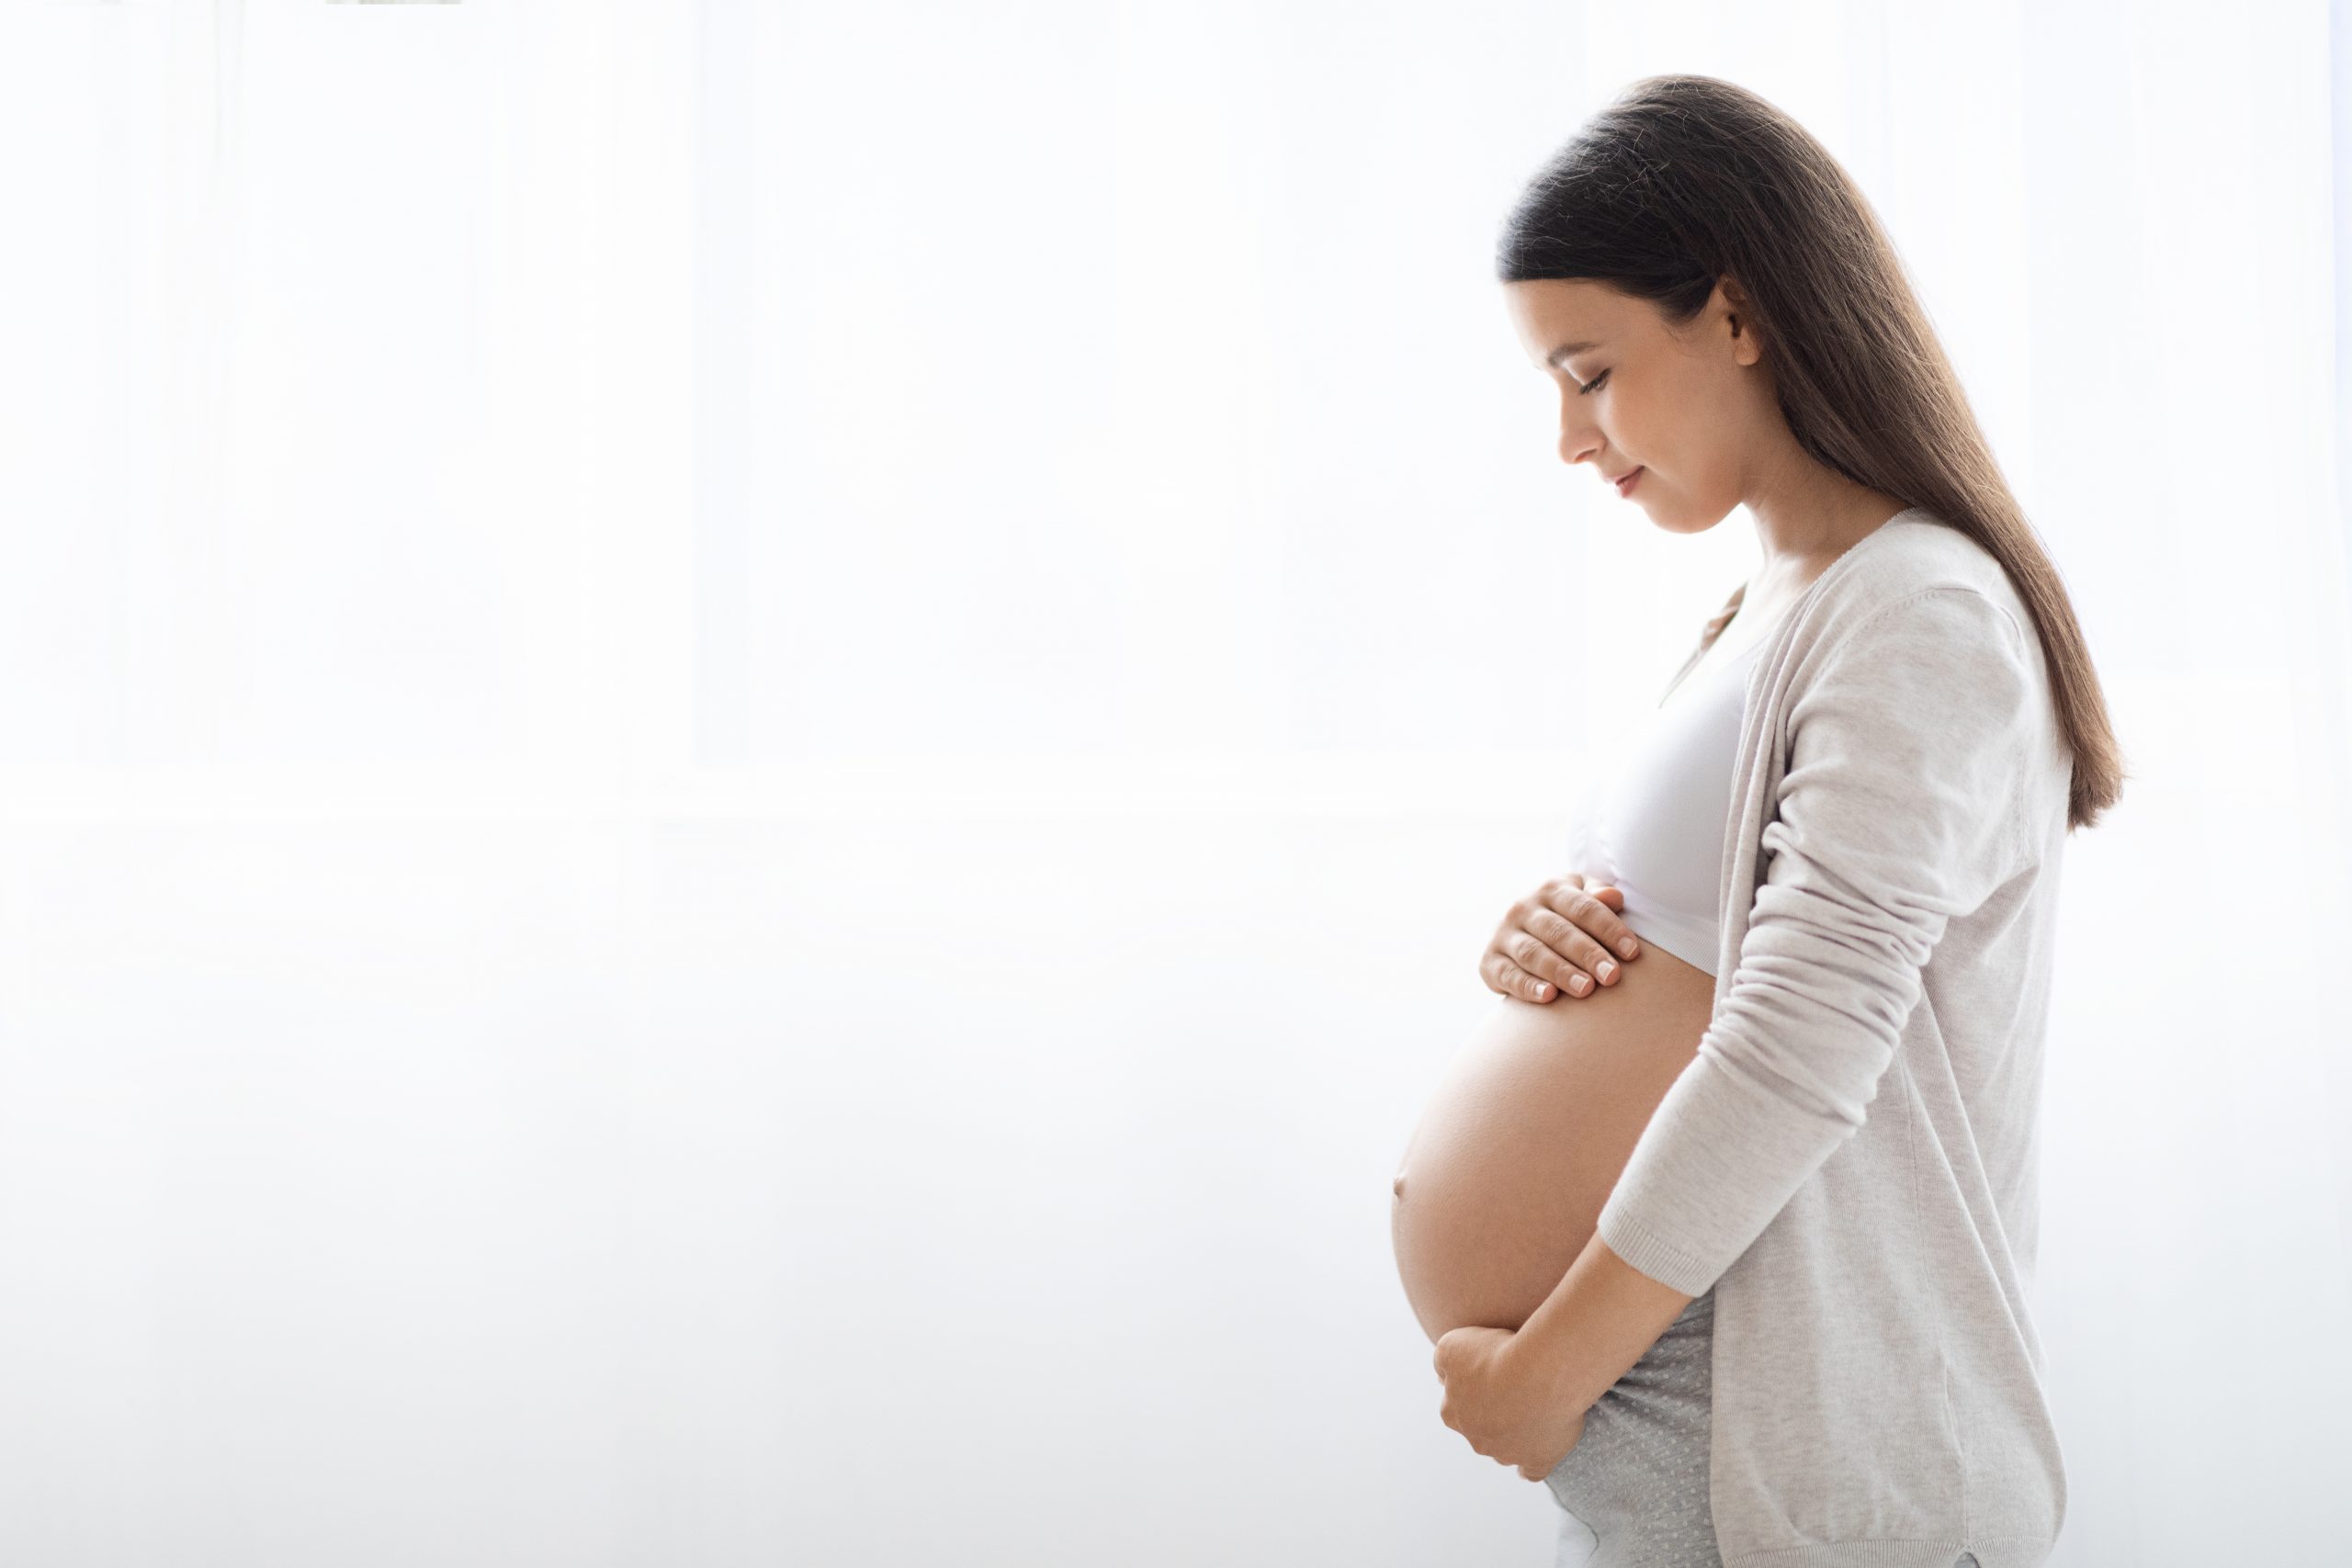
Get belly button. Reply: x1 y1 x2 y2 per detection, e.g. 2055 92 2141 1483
1392 1170 1408 1199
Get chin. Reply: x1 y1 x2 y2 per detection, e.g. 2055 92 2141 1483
1656 495 1741 537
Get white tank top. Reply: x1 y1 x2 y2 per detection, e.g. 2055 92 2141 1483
1566 585 1792 976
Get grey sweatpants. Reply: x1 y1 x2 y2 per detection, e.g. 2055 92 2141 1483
1544 1292 1986 1568
1545 1288 1721 1568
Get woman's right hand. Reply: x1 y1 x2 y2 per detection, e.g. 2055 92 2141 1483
1480 874 1643 1002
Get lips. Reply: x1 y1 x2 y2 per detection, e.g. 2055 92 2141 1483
1613 467 1644 496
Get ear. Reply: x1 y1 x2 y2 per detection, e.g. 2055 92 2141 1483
1715 276 1763 366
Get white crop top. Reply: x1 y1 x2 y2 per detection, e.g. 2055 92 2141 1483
1566 586 1793 977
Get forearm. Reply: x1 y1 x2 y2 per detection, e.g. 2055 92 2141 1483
1512 1227 1696 1414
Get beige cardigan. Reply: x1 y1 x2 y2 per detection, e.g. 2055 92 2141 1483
1595 509 2075 1568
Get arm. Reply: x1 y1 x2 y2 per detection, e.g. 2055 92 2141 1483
1432 1225 1695 1480
1597 584 2039 1297
1511 1230 1694 1416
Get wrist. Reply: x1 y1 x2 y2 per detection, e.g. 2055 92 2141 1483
1509 1313 1590 1410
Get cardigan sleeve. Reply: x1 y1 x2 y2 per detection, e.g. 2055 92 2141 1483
1594 584 2039 1297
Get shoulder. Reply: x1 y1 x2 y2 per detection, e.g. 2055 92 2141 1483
1794 516 2044 713
1813 513 2031 651
1782 513 2066 862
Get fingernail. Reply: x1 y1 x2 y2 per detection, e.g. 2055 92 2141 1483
1569 976 1590 995
1597 960 1617 982
1619 939 1638 959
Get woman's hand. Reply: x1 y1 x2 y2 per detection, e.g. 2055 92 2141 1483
1433 1324 1591 1482
1481 874 1642 1002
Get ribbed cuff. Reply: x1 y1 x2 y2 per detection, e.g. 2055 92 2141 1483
1595 1202 1718 1298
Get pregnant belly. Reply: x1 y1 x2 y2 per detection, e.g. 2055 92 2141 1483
1390 944 1719 1343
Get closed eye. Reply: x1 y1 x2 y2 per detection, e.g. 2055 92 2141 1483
1577 369 1611 396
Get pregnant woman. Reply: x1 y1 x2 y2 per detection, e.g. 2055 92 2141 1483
1389 77 2126 1568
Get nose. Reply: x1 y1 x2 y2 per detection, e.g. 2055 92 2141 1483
1558 425 1602 470
1553 385 1601 468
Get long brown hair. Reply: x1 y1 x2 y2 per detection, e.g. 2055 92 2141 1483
1498 74 2127 831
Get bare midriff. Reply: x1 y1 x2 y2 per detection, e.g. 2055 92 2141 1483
1389 942 1719 1343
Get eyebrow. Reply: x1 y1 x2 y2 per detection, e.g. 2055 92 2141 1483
1545 340 1605 368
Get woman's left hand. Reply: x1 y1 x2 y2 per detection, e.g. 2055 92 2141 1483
1432 1325 1590 1481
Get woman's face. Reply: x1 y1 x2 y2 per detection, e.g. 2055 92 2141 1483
1499 276 1770 535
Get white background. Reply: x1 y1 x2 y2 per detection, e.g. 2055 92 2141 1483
1 1 2348 1563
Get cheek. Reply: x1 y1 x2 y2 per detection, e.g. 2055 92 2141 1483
1607 389 1660 457
1618 375 1702 462
1654 368 1739 446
